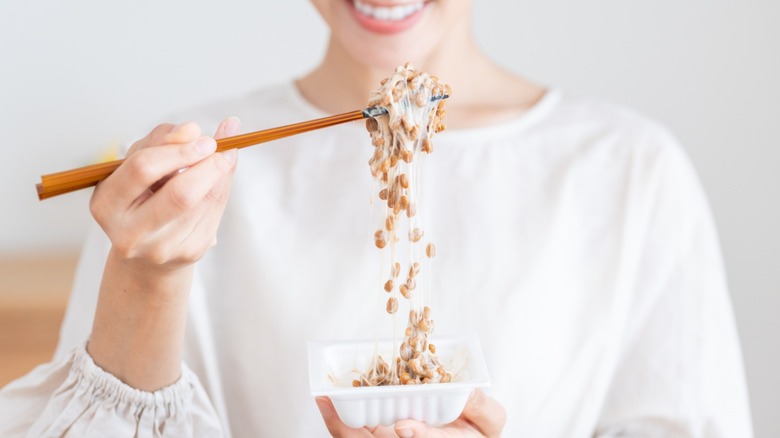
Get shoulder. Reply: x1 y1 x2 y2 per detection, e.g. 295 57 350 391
527 91 710 211
562 93 712 215
549 92 677 148
536 91 690 174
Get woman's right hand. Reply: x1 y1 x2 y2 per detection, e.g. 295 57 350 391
90 118 239 272
87 117 240 392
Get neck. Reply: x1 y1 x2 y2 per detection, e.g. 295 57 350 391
298 23 486 110
297 37 389 114
297 27 546 129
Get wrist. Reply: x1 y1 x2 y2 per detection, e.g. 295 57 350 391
88 248 195 391
105 248 195 304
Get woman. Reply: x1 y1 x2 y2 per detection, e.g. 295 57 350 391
0 0 752 436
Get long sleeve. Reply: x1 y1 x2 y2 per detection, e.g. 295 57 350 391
0 224 225 437
0 342 222 437
594 131 753 437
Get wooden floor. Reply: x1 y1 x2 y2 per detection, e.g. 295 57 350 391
0 253 77 387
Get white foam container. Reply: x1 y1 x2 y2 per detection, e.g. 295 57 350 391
308 334 490 428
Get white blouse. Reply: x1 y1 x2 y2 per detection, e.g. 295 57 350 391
0 83 753 437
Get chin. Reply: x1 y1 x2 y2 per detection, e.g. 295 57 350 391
351 40 431 72
342 25 440 72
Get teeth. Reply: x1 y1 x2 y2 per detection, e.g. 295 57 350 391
354 1 424 22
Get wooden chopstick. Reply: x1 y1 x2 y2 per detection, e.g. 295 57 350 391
35 109 365 200
36 94 448 201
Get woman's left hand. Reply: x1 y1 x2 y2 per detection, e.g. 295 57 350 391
315 389 506 438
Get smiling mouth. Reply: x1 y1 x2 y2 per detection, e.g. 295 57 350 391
351 0 426 22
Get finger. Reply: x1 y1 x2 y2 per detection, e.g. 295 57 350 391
169 153 237 258
139 148 236 230
109 150 235 264
149 118 227 195
163 121 202 144
125 123 175 156
98 136 217 208
315 397 373 438
124 119 220 196
126 122 200 156
394 421 443 438
213 116 241 140
394 420 475 438
107 122 201 207
458 390 506 438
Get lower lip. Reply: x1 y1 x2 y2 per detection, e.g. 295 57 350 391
347 1 428 35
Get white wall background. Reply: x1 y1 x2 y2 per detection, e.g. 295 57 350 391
1 1 777 436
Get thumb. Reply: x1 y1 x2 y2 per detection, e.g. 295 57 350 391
394 420 475 438
459 390 506 438
394 421 445 438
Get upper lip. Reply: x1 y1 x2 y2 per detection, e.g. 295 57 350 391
352 0 426 7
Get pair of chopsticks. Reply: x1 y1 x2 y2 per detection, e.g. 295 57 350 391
35 95 447 201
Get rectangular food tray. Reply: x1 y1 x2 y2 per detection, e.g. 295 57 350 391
308 334 490 428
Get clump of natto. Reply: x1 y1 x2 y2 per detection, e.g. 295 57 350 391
357 63 452 386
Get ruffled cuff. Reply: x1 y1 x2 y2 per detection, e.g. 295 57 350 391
71 341 195 414
0 341 223 437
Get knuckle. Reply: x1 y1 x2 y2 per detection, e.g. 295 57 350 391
126 139 143 156
146 249 168 266
177 142 196 162
126 151 157 182
152 123 176 138
182 250 203 265
179 140 206 164
174 245 204 265
111 237 136 260
209 151 234 175
204 185 229 205
112 232 157 264
130 123 175 154
215 153 232 172
179 138 215 165
168 182 200 210
89 196 105 224
216 150 238 174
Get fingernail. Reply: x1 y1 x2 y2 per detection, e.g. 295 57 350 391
221 149 237 166
396 426 414 438
224 116 241 136
194 136 216 155
315 397 333 420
